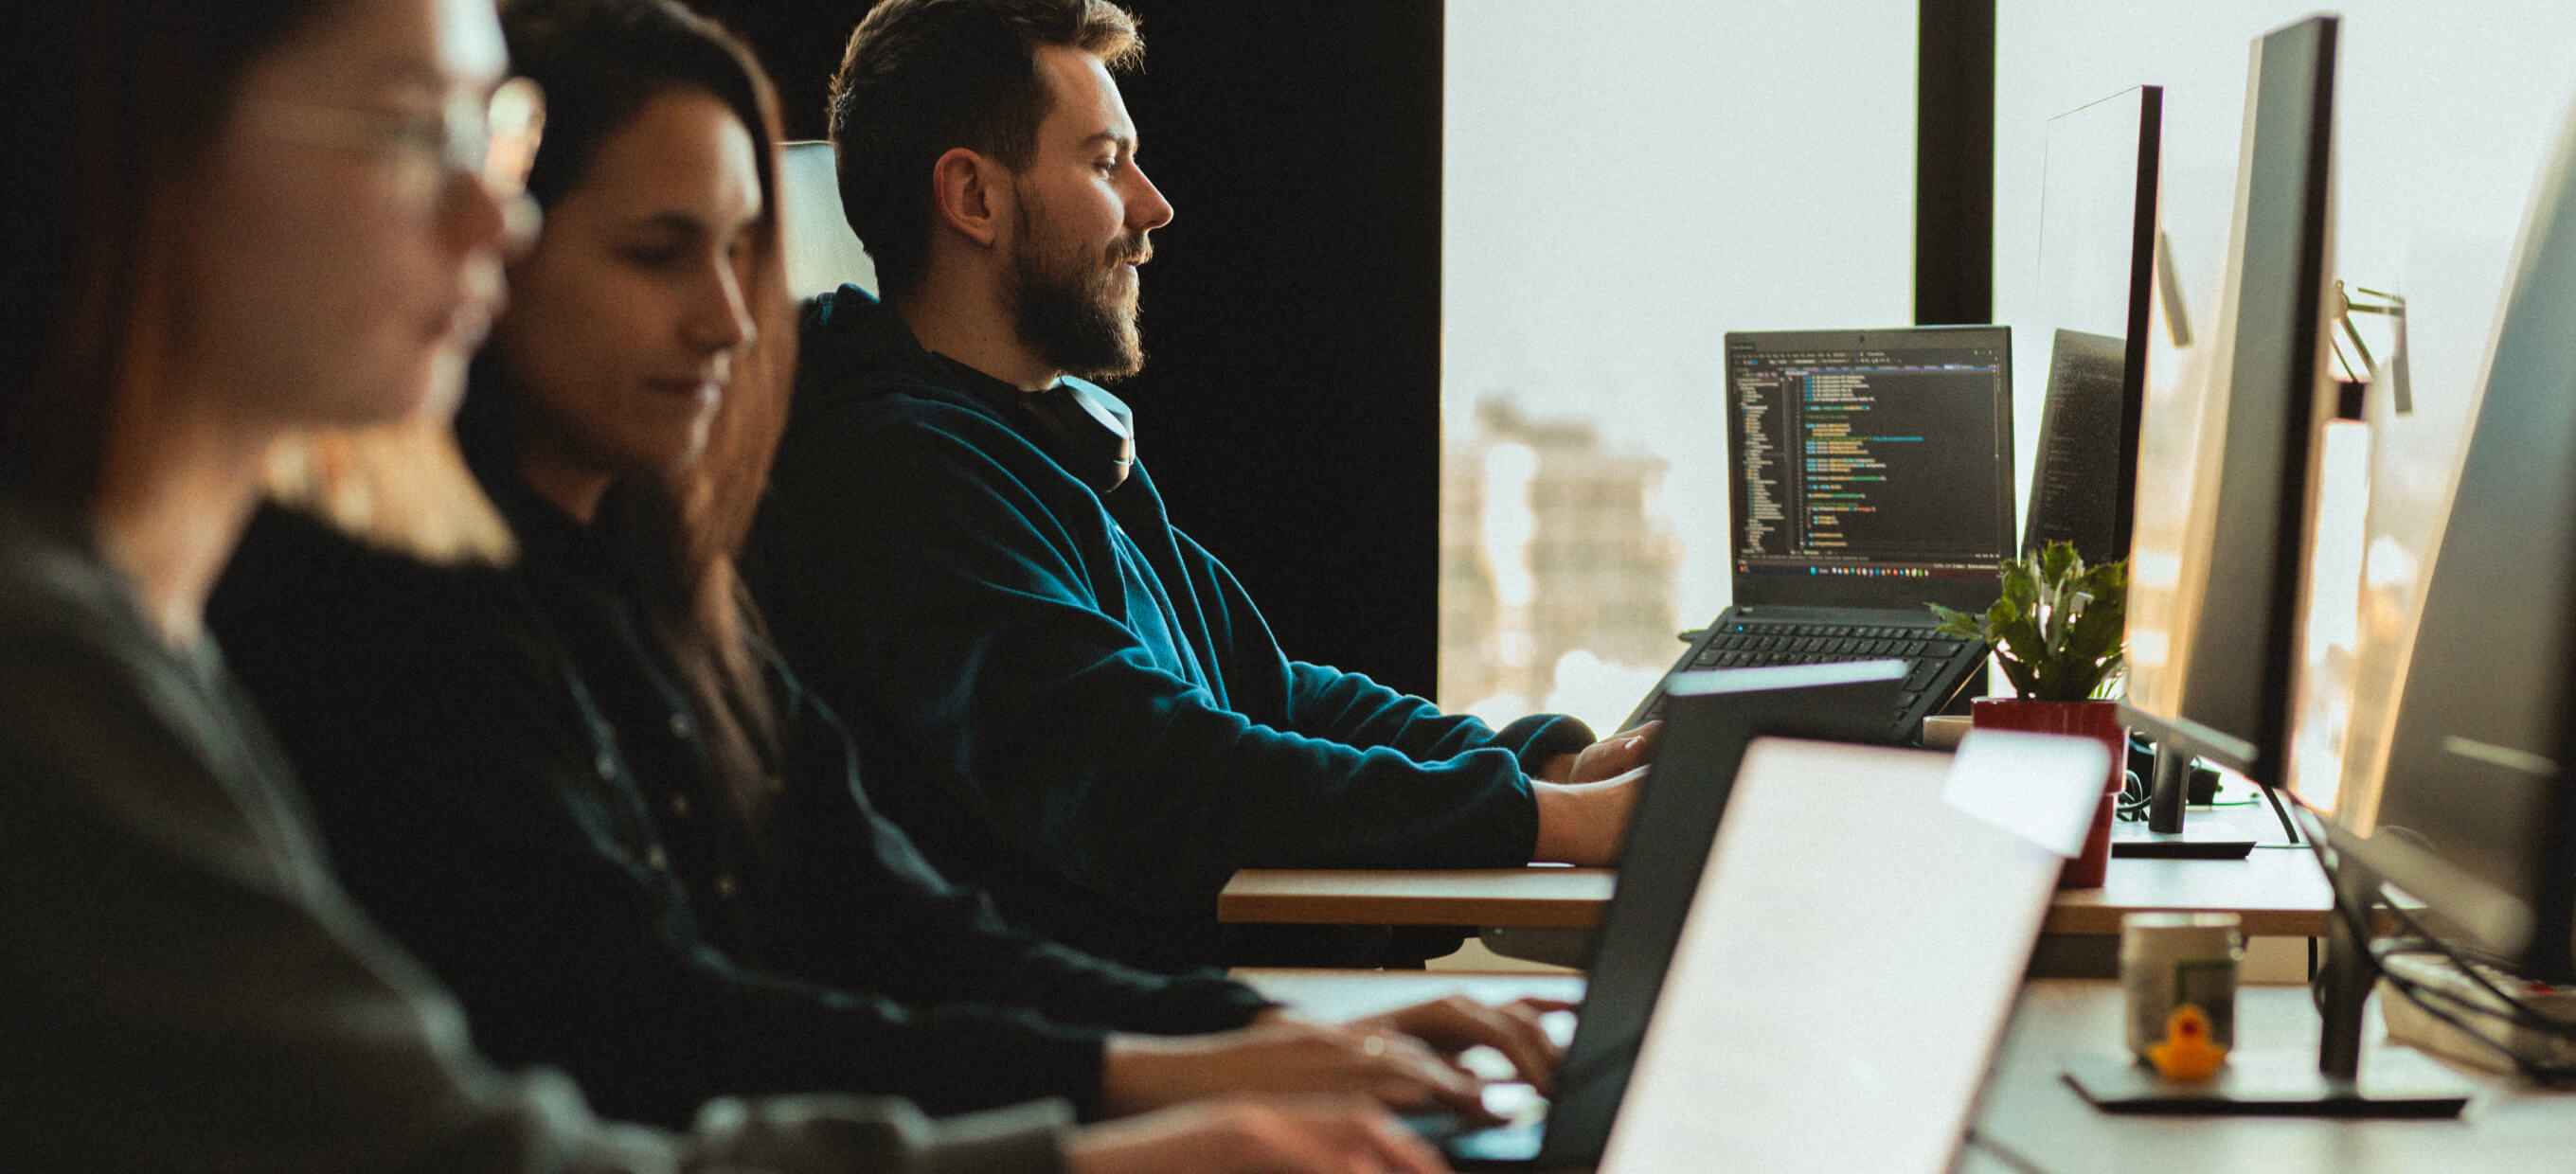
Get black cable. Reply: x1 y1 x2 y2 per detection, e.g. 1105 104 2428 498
2296 805 2576 1082
2376 898 2576 1043
2259 780 2303 844
2366 951 2576 1083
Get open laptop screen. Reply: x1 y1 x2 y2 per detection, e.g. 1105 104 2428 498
1726 327 2014 611
1597 733 2102 1174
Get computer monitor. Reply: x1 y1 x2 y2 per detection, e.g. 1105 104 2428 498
2119 15 2339 788
2071 14 2478 1116
2290 92 2576 987
2023 86 2161 563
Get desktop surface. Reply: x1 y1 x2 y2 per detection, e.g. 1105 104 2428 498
1232 972 2573 1174
1972 982 2574 1173
1219 843 2333 937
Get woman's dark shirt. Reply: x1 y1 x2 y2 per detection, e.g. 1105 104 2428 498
0 495 1077 1173
207 477 1269 1130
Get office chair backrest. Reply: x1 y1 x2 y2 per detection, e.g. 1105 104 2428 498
779 140 878 301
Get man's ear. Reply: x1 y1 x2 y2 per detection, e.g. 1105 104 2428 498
928 147 1009 248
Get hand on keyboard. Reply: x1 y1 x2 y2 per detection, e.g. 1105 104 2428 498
1340 994 1579 1094
1536 721 1661 785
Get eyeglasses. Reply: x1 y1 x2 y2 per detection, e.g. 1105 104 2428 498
244 76 547 202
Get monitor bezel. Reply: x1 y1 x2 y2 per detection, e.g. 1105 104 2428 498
2023 84 2160 564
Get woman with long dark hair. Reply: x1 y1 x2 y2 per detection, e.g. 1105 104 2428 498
208 0 1509 1165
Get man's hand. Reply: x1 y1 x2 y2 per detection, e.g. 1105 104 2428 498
1064 1095 1452 1174
1530 766 1646 865
1337 995 1578 1094
1101 1018 1488 1121
1536 721 1661 784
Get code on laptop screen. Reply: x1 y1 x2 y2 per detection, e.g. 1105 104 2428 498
1726 328 2014 596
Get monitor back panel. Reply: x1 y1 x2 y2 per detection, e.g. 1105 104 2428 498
2318 89 2576 976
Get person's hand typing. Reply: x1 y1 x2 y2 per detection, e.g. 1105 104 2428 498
1537 721 1660 784
1333 995 1577 1094
1064 1095 1452 1174
1101 1018 1490 1121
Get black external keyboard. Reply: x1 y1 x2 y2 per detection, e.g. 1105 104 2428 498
1624 614 1989 741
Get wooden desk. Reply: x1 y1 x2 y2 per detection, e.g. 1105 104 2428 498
1219 865 1614 929
1220 847 2334 937
1235 969 2575 1173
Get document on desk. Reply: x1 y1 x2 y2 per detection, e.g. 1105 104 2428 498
1596 734 2107 1174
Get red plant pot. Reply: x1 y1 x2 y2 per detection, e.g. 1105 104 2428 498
1970 698 2125 888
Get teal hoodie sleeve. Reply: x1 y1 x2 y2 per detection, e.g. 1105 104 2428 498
1160 528 1596 772
757 394 1551 905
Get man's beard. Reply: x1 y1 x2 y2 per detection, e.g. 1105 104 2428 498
1010 189 1148 381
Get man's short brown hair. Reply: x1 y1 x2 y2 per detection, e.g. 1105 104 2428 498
828 0 1141 299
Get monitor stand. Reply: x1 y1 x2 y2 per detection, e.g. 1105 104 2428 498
2113 743 2255 858
2061 850 2474 1117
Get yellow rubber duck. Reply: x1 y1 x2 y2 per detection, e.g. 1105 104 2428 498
2147 1004 2229 1081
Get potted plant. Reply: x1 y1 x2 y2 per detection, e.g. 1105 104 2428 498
1929 541 2128 886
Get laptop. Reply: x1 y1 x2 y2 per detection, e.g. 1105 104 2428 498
1593 727 2107 1173
1622 327 2016 744
1426 665 2102 1168
1427 661 1913 1168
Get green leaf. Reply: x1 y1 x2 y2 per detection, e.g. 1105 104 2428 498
1996 653 2042 697
2066 598 2123 662
1926 602 1986 641
2000 560 2038 612
1996 604 2047 669
1930 547 2128 697
2039 541 2079 586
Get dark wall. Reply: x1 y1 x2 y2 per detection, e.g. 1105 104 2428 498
701 0 1447 696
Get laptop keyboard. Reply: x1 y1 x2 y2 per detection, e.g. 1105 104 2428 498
1636 619 1981 732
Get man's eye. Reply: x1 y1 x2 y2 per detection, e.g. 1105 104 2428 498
619 245 683 268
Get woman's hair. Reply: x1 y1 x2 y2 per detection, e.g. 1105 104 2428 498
1 0 352 506
468 0 796 831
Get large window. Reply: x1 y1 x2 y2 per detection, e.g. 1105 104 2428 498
1995 1 2576 519
1996 1 2576 768
1440 1 1919 732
